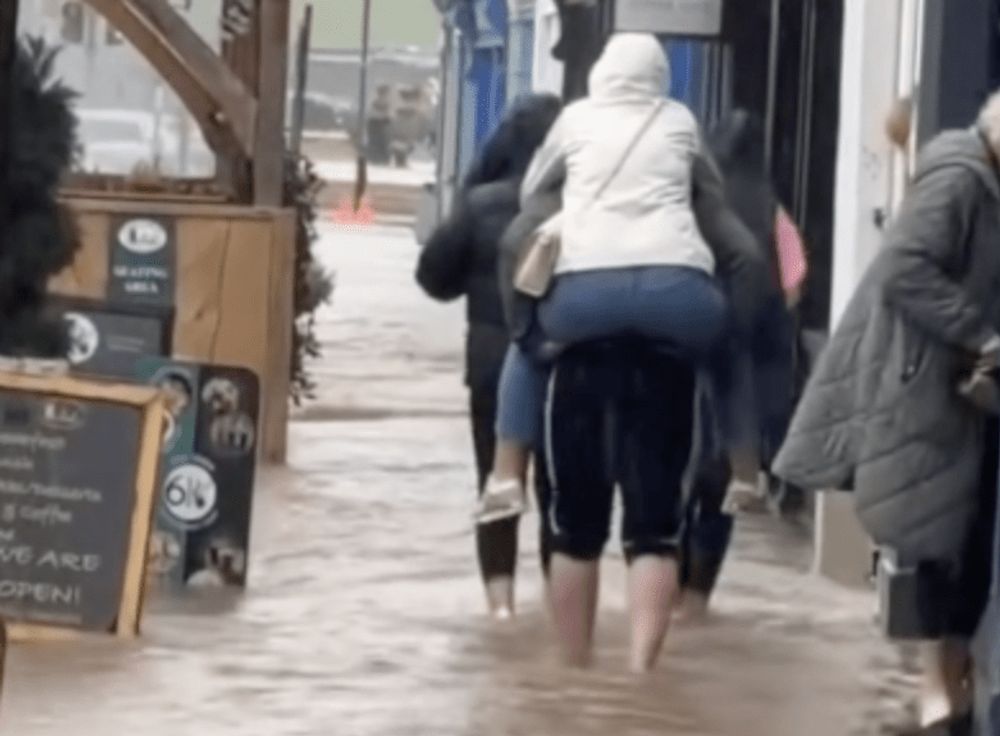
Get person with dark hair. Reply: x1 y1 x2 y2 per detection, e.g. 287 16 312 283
706 109 807 514
415 93 563 619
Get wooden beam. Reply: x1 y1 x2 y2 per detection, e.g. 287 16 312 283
253 0 291 206
223 0 261 92
84 0 258 160
220 0 262 203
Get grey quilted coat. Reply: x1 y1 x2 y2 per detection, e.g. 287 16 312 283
774 125 1000 563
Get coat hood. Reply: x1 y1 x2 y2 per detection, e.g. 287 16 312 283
463 93 562 190
914 94 1000 201
588 33 669 102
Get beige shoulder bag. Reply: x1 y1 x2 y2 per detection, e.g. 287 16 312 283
513 101 666 298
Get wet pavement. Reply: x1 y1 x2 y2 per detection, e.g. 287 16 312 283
3 224 920 735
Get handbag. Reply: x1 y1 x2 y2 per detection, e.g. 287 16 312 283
512 212 563 299
513 101 666 299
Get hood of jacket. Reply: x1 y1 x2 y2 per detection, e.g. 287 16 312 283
913 127 1000 203
463 93 562 190
588 33 669 102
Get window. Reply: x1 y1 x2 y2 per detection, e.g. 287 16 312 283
19 0 219 179
60 1 84 44
78 117 148 144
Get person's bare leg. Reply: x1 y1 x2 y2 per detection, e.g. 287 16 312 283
484 575 515 620
920 639 972 726
549 553 600 667
477 441 530 524
674 589 710 624
493 441 529 483
628 555 680 673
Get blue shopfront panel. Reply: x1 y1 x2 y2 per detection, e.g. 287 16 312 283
665 39 708 122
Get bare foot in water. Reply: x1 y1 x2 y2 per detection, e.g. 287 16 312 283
674 591 710 624
485 576 515 621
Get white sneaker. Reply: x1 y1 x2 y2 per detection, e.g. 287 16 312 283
722 479 768 515
475 477 526 525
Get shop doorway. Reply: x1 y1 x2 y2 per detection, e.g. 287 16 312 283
723 0 844 331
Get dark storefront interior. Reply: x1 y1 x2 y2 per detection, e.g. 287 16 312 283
724 0 844 332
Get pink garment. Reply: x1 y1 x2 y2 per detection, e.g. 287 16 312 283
775 206 808 293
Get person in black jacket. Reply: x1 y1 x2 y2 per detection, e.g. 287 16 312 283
706 110 805 513
415 94 562 619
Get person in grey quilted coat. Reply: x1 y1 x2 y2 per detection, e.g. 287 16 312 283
774 92 1000 732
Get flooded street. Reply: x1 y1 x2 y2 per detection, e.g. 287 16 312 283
3 224 919 735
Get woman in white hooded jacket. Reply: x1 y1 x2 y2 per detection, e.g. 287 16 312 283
480 35 730 559
478 34 726 523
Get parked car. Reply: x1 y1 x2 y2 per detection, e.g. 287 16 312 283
75 108 215 178
76 109 160 176
286 92 356 133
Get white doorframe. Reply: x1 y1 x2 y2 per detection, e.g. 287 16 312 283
888 0 924 211
815 0 922 587
531 0 563 95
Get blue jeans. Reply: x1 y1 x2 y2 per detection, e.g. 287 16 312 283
496 266 727 445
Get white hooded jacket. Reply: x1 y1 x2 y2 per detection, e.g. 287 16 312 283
521 33 715 276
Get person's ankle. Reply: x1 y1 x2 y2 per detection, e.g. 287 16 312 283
675 590 710 623
487 474 521 487
919 691 953 727
628 650 659 674
485 576 515 618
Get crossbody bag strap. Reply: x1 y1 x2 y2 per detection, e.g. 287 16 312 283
590 100 665 204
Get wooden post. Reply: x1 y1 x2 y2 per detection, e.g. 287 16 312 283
289 3 313 157
221 0 261 202
222 0 261 92
354 0 373 210
253 0 291 206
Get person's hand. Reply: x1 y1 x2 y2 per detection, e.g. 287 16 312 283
976 334 1000 373
958 367 1000 414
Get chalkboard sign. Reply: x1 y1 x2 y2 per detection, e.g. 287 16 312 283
0 373 163 638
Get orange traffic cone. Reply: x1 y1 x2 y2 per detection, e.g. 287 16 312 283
332 196 376 226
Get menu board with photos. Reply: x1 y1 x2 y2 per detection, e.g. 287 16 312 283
137 359 259 589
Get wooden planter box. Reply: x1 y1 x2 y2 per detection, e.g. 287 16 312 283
51 197 295 464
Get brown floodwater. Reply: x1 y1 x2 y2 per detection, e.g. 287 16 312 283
1 224 919 735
